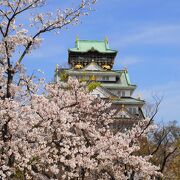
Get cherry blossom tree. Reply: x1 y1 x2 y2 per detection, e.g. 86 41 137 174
0 76 162 179
0 1 163 179
0 0 96 99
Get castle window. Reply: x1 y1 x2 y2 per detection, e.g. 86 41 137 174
129 107 133 114
121 91 125 97
133 107 137 114
129 107 137 114
102 76 109 81
118 90 121 96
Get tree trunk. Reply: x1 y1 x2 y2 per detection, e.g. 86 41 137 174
6 68 14 98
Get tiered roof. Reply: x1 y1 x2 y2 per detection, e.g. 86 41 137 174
64 65 136 90
57 39 145 114
68 39 117 54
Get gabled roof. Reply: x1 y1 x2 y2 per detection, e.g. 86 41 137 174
124 69 131 85
100 70 136 88
114 107 133 119
83 61 104 71
69 39 117 54
91 86 118 99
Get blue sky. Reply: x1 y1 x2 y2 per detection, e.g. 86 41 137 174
23 0 180 123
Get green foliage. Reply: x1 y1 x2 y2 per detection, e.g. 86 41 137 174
27 156 39 165
87 82 101 92
79 71 87 82
13 157 40 180
60 71 69 81
14 168 25 180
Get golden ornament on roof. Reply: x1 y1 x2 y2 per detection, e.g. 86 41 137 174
102 65 111 70
75 64 83 69
90 75 96 81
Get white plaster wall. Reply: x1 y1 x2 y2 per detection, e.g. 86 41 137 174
110 90 131 97
72 74 116 82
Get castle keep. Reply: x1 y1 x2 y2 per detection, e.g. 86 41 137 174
55 38 145 130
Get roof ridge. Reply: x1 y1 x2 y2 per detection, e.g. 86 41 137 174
78 40 105 42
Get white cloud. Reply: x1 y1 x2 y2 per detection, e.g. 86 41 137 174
113 24 180 47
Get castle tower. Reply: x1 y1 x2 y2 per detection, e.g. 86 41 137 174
56 39 145 130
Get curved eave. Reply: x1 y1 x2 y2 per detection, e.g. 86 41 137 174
101 84 137 90
68 49 118 54
112 98 145 105
65 70 120 76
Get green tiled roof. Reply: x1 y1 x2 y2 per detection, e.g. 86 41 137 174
60 69 136 89
64 69 119 75
69 39 117 53
101 84 136 90
112 97 145 105
124 70 131 85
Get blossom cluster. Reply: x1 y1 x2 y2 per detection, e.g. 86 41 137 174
0 76 162 179
0 0 96 100
0 0 96 64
